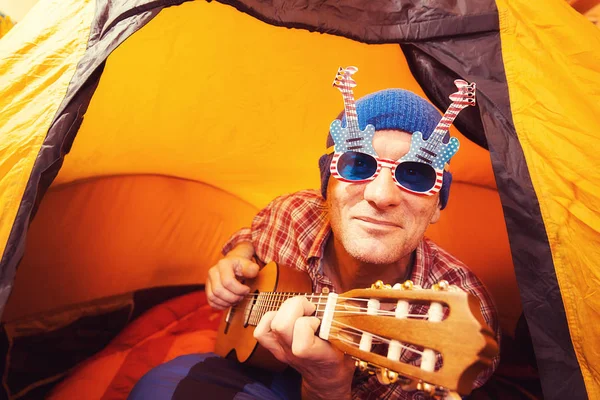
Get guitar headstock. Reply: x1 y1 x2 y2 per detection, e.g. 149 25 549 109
449 79 476 108
332 66 358 94
322 280 498 396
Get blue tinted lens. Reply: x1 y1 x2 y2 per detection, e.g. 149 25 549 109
337 152 378 181
395 162 437 192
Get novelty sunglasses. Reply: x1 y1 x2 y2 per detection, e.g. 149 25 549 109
328 69 474 195
329 151 444 195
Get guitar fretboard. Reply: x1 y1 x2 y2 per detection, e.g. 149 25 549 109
339 83 360 140
428 98 471 146
246 292 329 326
416 84 474 164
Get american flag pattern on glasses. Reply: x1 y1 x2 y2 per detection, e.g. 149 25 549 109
329 66 476 196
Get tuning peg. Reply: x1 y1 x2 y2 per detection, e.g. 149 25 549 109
443 391 462 400
371 280 393 289
432 280 449 291
433 279 462 291
401 280 414 290
355 360 368 372
415 384 457 400
416 381 436 396
375 368 400 385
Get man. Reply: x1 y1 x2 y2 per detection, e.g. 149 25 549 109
130 87 499 400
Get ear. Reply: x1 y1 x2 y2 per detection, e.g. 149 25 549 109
429 198 442 224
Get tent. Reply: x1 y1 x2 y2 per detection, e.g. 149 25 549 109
0 0 598 398
0 12 14 39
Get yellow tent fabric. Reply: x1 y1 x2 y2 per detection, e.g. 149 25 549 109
0 0 95 286
497 0 600 395
50 1 497 206
1 0 598 398
4 0 517 331
0 13 14 39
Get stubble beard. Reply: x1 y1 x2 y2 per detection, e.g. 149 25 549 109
337 229 407 266
329 201 408 266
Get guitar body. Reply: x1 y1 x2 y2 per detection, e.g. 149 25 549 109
400 131 460 171
214 261 313 371
329 119 377 156
330 67 378 157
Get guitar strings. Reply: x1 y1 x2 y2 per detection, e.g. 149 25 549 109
314 302 430 319
227 297 433 320
329 332 424 359
327 320 425 356
226 295 440 364
229 294 442 331
325 310 429 319
232 293 433 307
234 293 433 303
228 294 436 313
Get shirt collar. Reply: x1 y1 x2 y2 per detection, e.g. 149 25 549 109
307 213 331 263
409 238 431 288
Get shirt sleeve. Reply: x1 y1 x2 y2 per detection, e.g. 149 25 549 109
248 193 308 270
467 278 501 388
220 193 305 269
221 227 252 255
222 191 325 272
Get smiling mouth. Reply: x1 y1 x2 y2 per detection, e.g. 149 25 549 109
354 217 401 228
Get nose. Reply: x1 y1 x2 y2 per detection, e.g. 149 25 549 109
363 167 403 208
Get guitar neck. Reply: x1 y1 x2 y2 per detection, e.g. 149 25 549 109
246 292 327 326
341 89 360 136
429 80 475 147
217 261 498 396
429 103 466 146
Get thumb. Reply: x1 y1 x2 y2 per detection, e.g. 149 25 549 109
233 259 259 278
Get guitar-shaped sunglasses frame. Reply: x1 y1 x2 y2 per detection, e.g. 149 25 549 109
216 262 499 398
329 66 476 196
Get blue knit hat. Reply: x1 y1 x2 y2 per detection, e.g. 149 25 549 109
318 89 453 209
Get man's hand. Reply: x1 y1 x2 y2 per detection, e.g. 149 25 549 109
206 242 259 310
254 296 355 399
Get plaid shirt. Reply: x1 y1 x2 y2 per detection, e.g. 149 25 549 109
223 190 500 399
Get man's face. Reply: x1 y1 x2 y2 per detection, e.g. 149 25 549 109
327 129 441 265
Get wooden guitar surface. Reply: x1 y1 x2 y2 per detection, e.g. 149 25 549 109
214 261 498 395
214 262 313 371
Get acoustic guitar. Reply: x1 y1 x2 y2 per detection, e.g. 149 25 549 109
215 261 498 397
